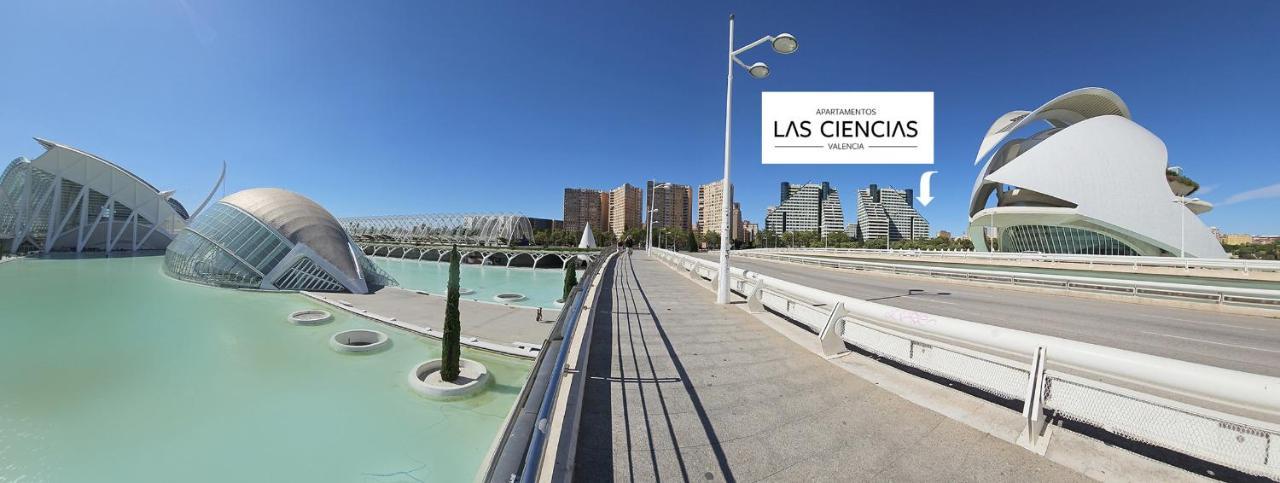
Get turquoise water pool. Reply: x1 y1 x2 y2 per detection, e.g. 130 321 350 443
0 256 530 482
373 257 578 309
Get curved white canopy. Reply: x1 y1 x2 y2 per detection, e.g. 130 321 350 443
972 87 1130 166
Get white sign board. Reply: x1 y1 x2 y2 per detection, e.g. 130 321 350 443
761 92 934 164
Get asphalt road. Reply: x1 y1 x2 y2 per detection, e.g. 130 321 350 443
689 252 1280 376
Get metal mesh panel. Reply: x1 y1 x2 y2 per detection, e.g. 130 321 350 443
843 323 1029 401
274 256 345 292
1045 375 1280 478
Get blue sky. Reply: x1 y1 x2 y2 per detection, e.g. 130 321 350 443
2 1 1278 235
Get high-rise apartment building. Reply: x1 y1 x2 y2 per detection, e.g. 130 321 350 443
609 183 643 236
763 182 846 238
645 181 693 232
855 184 930 242
742 221 758 244
731 202 742 241
563 188 609 233
698 181 742 240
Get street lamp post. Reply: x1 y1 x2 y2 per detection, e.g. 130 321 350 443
1172 196 1199 261
717 14 797 304
646 207 659 253
646 179 656 253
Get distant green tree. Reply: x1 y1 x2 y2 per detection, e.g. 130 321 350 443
562 258 578 301
441 245 462 382
704 231 721 250
685 231 699 252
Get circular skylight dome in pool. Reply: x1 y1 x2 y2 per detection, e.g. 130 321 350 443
493 293 527 303
329 329 390 353
288 309 333 325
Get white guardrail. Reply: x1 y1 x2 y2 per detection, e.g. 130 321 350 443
652 248 1280 479
747 247 1280 275
737 251 1280 309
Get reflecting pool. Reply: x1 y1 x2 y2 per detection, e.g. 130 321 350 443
373 257 577 309
0 256 530 483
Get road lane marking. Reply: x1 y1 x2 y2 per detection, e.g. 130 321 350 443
1135 313 1268 331
1140 331 1280 354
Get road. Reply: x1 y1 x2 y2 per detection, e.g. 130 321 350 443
689 252 1280 376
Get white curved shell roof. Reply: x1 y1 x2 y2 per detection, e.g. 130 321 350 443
221 188 361 282
972 87 1130 166
968 88 1225 258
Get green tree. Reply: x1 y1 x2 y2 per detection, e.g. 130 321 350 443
704 231 722 250
562 258 578 301
685 231 699 252
441 245 462 382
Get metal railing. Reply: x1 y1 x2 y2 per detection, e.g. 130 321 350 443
653 248 1280 479
737 251 1280 309
746 247 1280 275
481 248 614 483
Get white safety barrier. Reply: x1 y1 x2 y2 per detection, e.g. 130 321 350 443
652 248 1280 479
746 247 1280 275
737 251 1280 309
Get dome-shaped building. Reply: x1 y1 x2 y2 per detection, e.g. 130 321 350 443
164 188 396 293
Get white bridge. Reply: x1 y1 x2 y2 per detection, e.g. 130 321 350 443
361 243 596 269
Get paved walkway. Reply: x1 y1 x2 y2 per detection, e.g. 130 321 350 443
573 253 1085 482
304 287 557 356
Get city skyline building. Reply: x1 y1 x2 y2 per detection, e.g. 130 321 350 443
855 184 930 242
731 202 742 241
763 182 846 238
646 181 693 232
563 188 609 234
697 181 729 237
609 183 643 236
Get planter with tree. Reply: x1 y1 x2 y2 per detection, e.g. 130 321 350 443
408 245 490 400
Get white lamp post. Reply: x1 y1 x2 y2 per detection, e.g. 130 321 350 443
646 207 659 253
717 14 798 304
1172 196 1200 259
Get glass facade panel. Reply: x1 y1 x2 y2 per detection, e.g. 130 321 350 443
164 202 291 288
1000 225 1138 256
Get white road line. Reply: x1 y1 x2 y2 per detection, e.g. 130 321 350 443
1135 313 1268 331
1140 331 1280 354
909 296 958 306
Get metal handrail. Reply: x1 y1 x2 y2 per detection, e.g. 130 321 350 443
745 247 1280 274
481 249 613 483
738 251 1280 307
653 248 1280 419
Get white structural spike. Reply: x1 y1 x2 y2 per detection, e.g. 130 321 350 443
578 222 597 249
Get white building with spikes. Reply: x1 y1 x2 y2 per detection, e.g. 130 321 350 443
0 138 202 254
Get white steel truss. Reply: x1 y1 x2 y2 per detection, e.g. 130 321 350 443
340 213 535 246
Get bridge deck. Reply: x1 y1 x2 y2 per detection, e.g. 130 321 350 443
573 253 1083 481
704 253 1280 377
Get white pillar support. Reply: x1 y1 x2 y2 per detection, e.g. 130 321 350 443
818 302 849 357
746 279 766 313
1017 346 1052 454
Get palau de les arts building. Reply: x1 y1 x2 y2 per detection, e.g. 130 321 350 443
967 87 1226 258
0 138 394 293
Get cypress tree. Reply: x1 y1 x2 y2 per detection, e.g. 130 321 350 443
562 259 578 302
441 245 462 382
